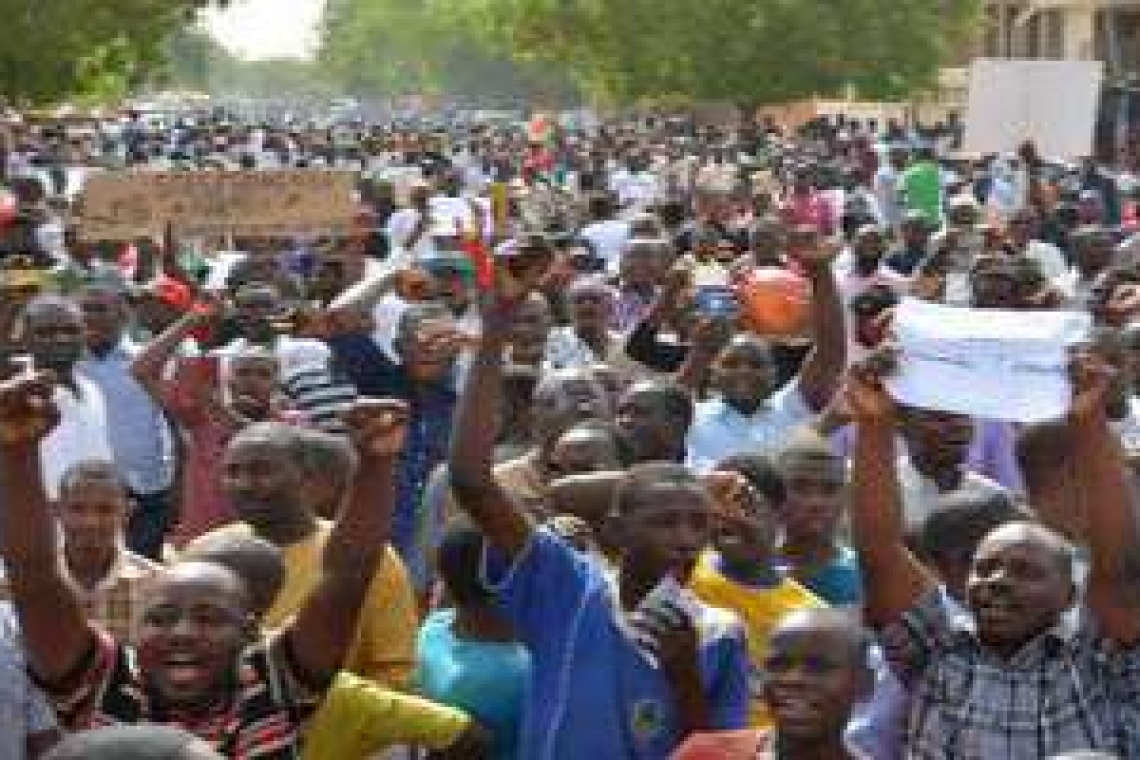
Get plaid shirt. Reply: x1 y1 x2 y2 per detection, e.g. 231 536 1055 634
880 590 1140 759
78 550 164 646
0 549 162 646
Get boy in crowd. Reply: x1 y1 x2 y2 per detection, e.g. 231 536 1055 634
417 526 531 760
774 431 863 608
688 460 822 727
673 609 876 759
449 253 750 757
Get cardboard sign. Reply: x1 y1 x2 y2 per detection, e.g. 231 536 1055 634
79 170 357 241
963 59 1104 159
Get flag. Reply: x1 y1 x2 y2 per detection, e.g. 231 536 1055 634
458 227 494 292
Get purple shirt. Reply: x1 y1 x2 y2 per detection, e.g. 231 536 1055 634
831 418 1023 493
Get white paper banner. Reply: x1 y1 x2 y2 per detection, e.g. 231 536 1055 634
964 59 1103 159
887 298 1092 423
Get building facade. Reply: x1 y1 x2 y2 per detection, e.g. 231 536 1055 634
970 0 1139 74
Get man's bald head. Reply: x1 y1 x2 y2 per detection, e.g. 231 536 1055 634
978 521 1075 580
773 608 874 668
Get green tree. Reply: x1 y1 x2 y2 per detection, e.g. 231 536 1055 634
451 0 982 107
318 0 576 105
0 0 227 106
162 28 234 93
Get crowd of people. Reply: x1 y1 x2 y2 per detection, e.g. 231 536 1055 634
0 108 1138 759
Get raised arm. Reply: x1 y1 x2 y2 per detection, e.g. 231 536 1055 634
0 372 98 682
1016 420 1086 542
449 307 534 559
675 316 730 397
329 265 398 313
846 361 937 629
624 266 693 373
791 237 846 411
281 398 407 684
448 249 552 559
129 299 217 402
1069 352 1140 644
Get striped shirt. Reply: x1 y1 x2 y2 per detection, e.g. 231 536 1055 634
42 631 319 759
217 336 356 434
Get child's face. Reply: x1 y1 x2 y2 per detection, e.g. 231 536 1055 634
763 624 869 742
777 455 846 547
710 476 779 567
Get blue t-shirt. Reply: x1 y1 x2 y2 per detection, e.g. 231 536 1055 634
787 544 863 607
483 530 750 759
416 609 531 760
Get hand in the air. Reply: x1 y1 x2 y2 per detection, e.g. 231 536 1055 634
340 398 411 459
0 370 59 447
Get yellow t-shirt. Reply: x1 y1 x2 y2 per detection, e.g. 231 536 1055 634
689 553 824 727
303 671 470 760
187 521 418 688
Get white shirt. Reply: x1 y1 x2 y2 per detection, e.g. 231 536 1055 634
834 252 911 301
686 384 813 472
542 326 625 373
579 219 631 271
384 208 433 262
429 195 477 235
609 170 660 208
1019 240 1070 289
874 166 902 227
41 376 113 501
1057 267 1097 307
895 456 1008 531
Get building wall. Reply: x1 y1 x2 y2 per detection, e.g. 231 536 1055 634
972 1 1140 74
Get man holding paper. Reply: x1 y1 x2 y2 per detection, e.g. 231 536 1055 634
847 347 1140 759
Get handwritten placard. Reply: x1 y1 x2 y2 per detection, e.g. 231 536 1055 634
79 170 357 241
887 298 1091 423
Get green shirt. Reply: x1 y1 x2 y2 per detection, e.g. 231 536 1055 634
900 160 943 226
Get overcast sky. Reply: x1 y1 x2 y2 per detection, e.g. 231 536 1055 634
202 0 326 60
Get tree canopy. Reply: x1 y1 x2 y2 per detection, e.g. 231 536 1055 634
0 0 226 105
448 0 983 106
318 0 577 106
